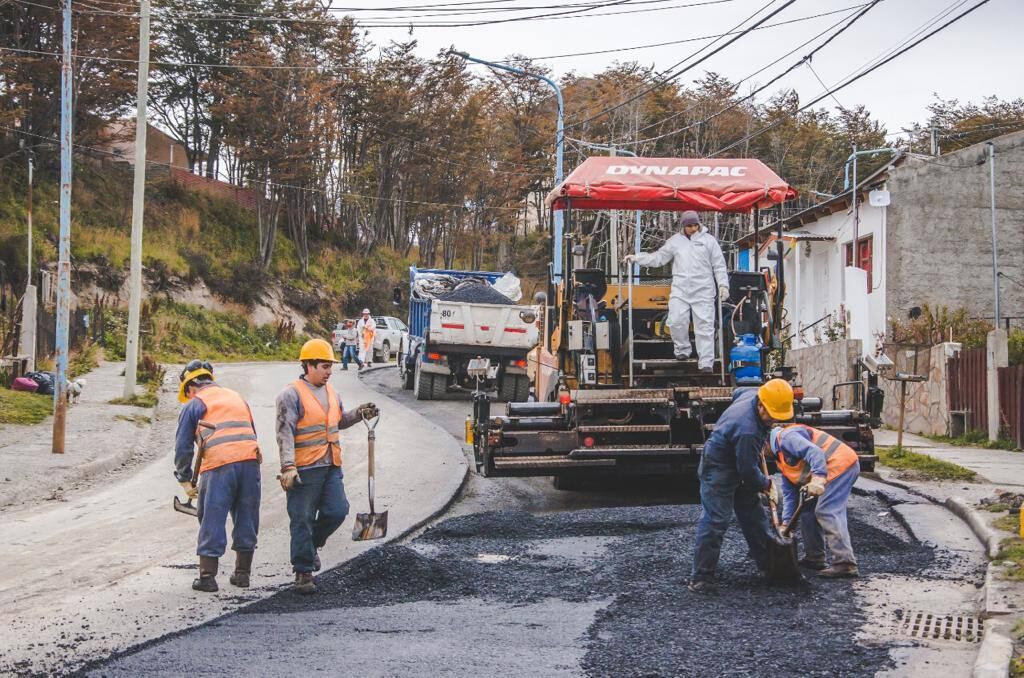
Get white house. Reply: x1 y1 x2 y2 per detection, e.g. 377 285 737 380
734 129 1024 357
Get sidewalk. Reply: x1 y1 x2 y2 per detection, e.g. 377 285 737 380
0 361 160 510
871 428 1024 677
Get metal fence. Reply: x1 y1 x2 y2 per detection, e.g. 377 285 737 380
948 347 1024 446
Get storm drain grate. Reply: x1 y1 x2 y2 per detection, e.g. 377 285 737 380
897 611 984 643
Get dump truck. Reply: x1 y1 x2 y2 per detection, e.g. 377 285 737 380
397 267 540 401
469 157 881 486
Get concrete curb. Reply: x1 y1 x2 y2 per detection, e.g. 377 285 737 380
865 473 1016 677
974 617 1015 678
947 496 1003 560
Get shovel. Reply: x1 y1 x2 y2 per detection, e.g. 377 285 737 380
353 414 388 541
760 452 809 584
172 419 215 518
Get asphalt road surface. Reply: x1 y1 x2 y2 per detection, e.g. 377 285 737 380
84 367 987 677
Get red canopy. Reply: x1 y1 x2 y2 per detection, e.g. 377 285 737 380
545 157 797 212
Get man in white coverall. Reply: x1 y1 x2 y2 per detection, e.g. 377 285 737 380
624 210 729 372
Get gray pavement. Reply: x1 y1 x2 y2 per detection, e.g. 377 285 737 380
0 362 466 676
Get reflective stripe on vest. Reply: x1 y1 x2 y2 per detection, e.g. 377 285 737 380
292 379 343 468
193 385 260 474
775 424 859 486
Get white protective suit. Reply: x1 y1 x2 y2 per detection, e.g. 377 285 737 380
633 227 728 368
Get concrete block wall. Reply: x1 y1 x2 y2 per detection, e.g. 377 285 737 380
880 342 960 436
886 131 1024 326
788 339 862 408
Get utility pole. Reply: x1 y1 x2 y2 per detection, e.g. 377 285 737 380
123 0 151 398
609 147 619 277
985 141 1007 442
851 143 859 250
52 0 74 454
18 149 37 371
929 126 939 156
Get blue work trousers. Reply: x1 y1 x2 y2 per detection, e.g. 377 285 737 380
800 462 859 567
691 459 772 582
341 345 362 369
196 459 261 558
287 465 350 573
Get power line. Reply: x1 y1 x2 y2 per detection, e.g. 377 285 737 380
709 0 994 157
602 2 876 147
562 0 798 131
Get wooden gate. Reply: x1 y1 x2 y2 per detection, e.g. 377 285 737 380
949 348 1024 446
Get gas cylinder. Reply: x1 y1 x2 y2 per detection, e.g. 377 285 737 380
730 333 763 385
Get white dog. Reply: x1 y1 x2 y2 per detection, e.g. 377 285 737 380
67 378 87 404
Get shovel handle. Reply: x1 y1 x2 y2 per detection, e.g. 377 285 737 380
366 421 376 515
780 489 808 539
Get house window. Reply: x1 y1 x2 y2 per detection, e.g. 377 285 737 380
844 235 873 292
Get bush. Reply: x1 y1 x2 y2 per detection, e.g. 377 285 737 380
889 305 992 349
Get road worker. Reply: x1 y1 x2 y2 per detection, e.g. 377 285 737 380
624 210 729 372
770 423 860 578
689 378 794 592
356 308 376 369
174 359 262 592
276 338 379 594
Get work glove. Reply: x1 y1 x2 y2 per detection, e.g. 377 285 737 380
357 402 379 420
805 475 827 497
623 254 636 264
279 466 300 492
179 481 198 500
718 284 730 301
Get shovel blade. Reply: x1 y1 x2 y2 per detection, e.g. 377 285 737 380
352 510 388 541
764 531 802 584
173 496 198 517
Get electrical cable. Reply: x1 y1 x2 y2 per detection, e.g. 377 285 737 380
708 0 994 157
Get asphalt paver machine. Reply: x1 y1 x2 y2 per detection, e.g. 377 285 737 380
471 157 879 485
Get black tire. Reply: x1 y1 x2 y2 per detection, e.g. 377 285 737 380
414 357 433 400
498 374 528 403
400 354 414 390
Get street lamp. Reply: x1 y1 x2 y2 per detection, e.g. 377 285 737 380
452 50 566 280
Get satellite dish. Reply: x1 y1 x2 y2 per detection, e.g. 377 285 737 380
869 189 890 207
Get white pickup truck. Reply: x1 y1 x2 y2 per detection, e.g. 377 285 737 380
397 268 539 401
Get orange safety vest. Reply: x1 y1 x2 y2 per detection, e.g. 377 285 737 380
292 379 343 468
361 322 375 352
775 424 858 486
193 385 260 474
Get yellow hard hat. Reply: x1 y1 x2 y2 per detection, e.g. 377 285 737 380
178 367 213 403
299 338 338 363
758 378 795 421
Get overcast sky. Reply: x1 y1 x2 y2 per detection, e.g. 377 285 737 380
342 0 1022 137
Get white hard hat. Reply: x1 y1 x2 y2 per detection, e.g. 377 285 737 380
362 308 371 315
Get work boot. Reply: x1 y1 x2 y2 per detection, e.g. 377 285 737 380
293 572 317 595
229 551 253 588
687 579 716 593
700 366 713 374
799 558 827 571
192 556 219 592
819 563 859 578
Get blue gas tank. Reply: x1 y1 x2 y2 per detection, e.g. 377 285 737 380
730 333 763 385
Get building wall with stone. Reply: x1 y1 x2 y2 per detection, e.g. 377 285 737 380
788 339 863 408
880 342 961 436
886 131 1024 327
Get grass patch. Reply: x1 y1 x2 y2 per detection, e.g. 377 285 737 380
993 514 1020 533
110 392 158 408
0 389 52 425
928 430 1020 451
68 341 101 379
996 537 1024 581
986 503 1013 513
876 445 977 481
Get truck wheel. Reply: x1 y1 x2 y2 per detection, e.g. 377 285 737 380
552 474 585 491
414 357 434 400
398 350 413 390
498 375 528 403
